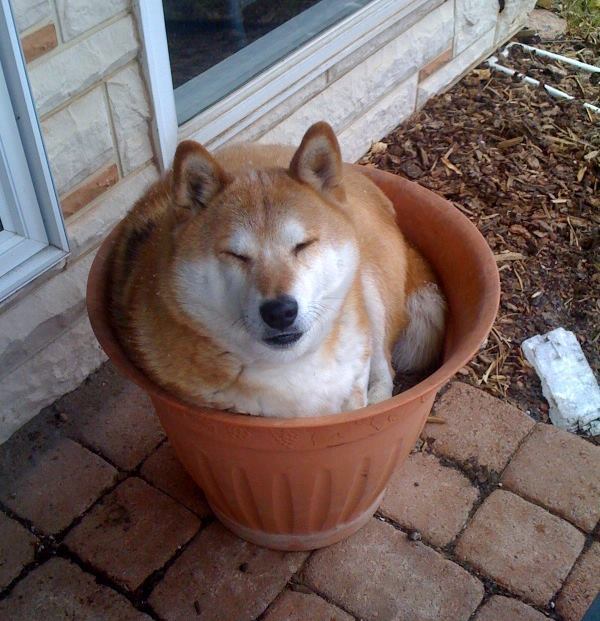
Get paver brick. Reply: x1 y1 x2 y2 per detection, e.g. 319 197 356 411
0 513 37 588
455 490 584 607
0 437 117 534
501 424 600 532
556 542 600 621
474 595 548 621
149 522 308 621
304 518 484 621
423 382 535 473
59 364 165 470
64 477 200 590
380 451 479 547
0 557 149 620
140 442 211 517
263 590 353 621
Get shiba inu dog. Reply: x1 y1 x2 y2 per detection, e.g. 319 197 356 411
110 122 446 417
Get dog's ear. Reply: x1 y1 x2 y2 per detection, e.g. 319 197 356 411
289 122 344 199
172 140 228 209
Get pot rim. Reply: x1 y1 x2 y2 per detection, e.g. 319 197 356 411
86 167 500 430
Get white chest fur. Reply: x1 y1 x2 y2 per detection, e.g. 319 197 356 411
209 309 371 418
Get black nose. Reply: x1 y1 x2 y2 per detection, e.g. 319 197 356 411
260 295 298 330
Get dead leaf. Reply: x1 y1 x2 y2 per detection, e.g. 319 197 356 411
494 252 527 262
441 157 462 175
497 136 524 149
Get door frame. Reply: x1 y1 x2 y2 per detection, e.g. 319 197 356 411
0 0 68 302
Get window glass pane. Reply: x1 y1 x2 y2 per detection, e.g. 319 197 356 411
164 0 373 124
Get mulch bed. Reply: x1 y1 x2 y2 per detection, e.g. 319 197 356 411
368 36 599 423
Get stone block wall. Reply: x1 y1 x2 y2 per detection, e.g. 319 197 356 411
15 1 154 216
0 0 535 442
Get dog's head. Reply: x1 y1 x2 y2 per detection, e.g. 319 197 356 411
170 122 359 362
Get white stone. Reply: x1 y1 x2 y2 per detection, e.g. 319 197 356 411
0 315 106 444
259 2 452 147
56 0 129 41
496 0 537 43
417 28 496 108
338 74 418 163
106 65 153 174
12 0 51 33
522 328 600 436
29 15 138 115
455 0 498 55
67 163 159 258
42 88 114 194
0 252 95 380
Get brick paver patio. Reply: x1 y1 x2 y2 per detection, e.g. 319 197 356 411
0 365 598 620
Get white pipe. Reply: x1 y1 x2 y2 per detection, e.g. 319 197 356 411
503 42 600 74
485 55 600 115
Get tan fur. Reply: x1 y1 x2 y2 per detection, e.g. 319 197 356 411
110 123 444 414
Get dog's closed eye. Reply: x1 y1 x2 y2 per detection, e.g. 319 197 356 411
222 250 251 264
293 239 318 255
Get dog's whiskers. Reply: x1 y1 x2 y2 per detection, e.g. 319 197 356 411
231 316 246 331
305 303 330 329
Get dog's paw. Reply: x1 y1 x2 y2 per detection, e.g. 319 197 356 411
343 387 368 411
367 382 392 405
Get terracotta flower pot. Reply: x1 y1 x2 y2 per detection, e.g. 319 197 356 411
86 166 499 551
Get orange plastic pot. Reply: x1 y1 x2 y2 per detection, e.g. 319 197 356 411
86 166 499 551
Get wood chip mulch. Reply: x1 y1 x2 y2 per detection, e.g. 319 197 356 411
367 37 599 422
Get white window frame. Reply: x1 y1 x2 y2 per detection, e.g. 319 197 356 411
136 0 423 171
0 0 68 303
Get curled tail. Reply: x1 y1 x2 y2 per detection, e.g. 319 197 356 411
393 246 447 373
